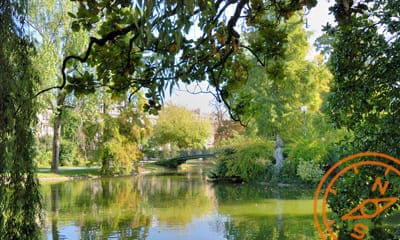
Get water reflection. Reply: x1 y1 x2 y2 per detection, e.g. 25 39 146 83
41 164 318 239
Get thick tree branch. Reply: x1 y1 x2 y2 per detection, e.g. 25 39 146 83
34 19 143 98
227 0 248 40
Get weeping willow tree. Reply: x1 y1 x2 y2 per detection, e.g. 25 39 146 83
0 0 42 239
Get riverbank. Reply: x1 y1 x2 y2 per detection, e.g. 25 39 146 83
37 164 163 182
37 167 101 182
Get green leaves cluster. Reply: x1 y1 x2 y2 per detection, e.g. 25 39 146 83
99 94 151 175
229 15 331 140
0 1 42 238
316 1 400 237
152 104 212 149
59 0 317 114
209 136 274 182
319 0 400 157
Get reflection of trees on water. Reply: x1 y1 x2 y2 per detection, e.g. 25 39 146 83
50 184 60 240
43 178 152 239
42 170 321 240
42 172 214 239
212 184 319 240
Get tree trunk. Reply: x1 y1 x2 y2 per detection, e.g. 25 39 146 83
51 92 66 173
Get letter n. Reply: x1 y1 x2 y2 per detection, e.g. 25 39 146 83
372 177 389 195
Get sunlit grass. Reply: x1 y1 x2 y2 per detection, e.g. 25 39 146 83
37 167 100 179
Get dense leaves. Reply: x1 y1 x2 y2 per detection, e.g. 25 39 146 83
208 136 274 182
99 93 151 175
228 15 331 139
0 0 42 238
317 0 400 237
152 104 212 149
320 0 400 157
54 0 317 115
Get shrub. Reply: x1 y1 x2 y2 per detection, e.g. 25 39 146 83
36 150 52 167
296 160 324 183
60 139 83 166
35 136 53 167
209 137 274 182
284 137 329 182
100 137 141 175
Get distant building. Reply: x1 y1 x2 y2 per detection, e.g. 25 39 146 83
36 109 53 137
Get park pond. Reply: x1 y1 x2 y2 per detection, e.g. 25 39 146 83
40 163 320 239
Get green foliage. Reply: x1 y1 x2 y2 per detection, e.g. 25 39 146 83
317 2 400 237
285 137 327 175
228 15 331 142
318 0 400 157
209 137 274 182
35 136 52 167
59 0 317 113
98 94 149 175
280 113 349 183
100 138 140 175
61 108 80 140
55 108 85 166
59 139 82 166
36 150 52 167
152 104 212 149
0 1 42 238
296 160 323 183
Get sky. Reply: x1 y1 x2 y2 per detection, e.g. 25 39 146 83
166 1 335 115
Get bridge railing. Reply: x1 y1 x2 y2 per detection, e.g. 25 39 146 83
142 148 215 161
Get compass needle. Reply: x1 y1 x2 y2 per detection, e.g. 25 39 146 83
342 197 398 221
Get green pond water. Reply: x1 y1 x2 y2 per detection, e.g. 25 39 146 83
40 163 320 239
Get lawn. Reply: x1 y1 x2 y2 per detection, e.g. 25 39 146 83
37 167 100 179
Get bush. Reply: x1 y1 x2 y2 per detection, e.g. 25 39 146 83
296 160 324 183
283 137 329 183
287 138 327 165
36 150 52 167
209 137 274 182
60 139 83 166
35 136 53 167
100 138 141 175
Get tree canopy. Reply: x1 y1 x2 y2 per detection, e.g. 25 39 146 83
318 0 400 156
152 104 212 149
0 0 41 238
316 1 400 238
41 0 318 117
227 15 331 140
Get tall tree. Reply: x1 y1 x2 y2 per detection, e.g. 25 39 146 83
28 0 88 172
0 0 41 238
316 1 400 238
228 15 331 145
152 104 212 150
319 0 400 157
99 92 152 175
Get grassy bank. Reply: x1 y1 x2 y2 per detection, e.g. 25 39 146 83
37 164 165 182
37 167 101 182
